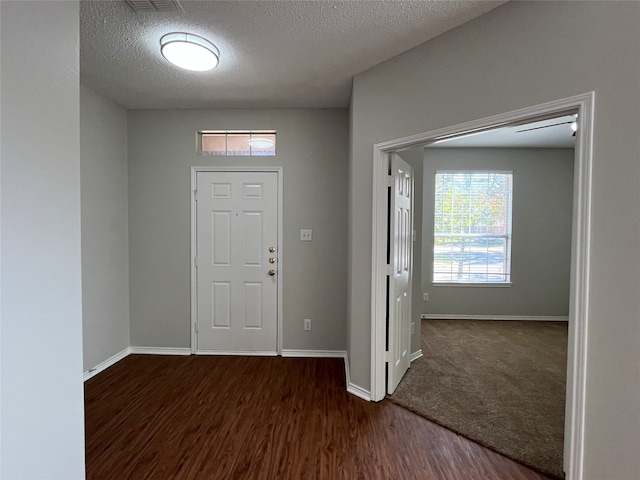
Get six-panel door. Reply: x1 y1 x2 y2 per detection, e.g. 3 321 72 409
387 155 413 394
196 171 278 353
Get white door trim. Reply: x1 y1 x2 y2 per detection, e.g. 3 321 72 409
191 166 284 355
370 92 594 480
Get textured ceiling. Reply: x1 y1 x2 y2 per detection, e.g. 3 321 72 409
80 0 507 109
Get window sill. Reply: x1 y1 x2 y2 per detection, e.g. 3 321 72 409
432 282 513 288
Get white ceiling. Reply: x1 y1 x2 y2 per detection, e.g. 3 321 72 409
80 0 507 109
427 115 578 149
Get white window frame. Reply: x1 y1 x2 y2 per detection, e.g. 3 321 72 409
433 170 513 286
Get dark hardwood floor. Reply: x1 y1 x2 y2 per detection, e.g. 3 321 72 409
85 355 552 479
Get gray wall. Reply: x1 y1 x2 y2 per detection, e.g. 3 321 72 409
81 85 130 371
421 148 573 317
0 1 85 478
349 2 640 478
128 109 348 351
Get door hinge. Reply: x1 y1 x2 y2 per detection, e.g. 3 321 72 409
384 350 392 362
193 189 198 202
194 257 198 268
388 175 393 187
195 322 198 334
386 264 393 276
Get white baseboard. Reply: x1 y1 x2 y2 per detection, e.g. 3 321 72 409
410 349 423 362
340 351 372 401
421 314 569 322
83 347 130 381
130 346 192 355
347 383 372 401
281 349 346 358
194 350 277 356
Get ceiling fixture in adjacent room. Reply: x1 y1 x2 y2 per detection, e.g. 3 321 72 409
160 32 219 71
248 137 275 149
571 114 578 136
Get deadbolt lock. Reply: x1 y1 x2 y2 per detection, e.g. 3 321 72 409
269 246 276 253
268 269 276 276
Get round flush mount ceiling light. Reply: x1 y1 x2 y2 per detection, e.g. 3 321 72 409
248 137 275 149
160 32 219 71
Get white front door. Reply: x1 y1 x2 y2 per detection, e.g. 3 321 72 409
195 170 279 354
387 154 413 394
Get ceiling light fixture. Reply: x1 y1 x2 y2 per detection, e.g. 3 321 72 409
160 32 219 71
248 137 275 149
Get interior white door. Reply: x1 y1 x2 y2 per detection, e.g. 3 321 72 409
196 171 278 354
387 154 413 394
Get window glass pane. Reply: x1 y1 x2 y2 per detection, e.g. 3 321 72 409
226 134 251 156
201 134 226 155
433 171 512 284
249 134 276 156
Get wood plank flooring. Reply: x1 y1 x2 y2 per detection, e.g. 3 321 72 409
85 355 552 480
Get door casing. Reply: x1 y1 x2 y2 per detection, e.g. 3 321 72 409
191 166 284 355
370 93 594 480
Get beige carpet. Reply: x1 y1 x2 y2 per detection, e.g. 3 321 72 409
387 319 567 479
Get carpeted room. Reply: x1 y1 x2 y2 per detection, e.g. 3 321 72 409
389 318 568 479
388 140 574 479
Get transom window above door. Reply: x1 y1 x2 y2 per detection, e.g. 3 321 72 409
198 130 276 156
433 171 513 285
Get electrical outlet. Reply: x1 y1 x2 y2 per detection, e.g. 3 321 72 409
423 293 429 301
304 318 312 331
300 229 313 241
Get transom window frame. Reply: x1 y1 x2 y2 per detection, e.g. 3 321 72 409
197 130 277 156
432 169 514 286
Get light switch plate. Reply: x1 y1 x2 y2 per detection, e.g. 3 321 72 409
300 229 313 241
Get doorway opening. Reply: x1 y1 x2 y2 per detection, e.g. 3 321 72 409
370 93 594 480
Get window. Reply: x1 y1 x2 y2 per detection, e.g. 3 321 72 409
433 171 513 284
198 130 276 156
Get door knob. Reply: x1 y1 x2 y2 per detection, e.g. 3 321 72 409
269 246 276 253
269 258 276 264
268 269 276 276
